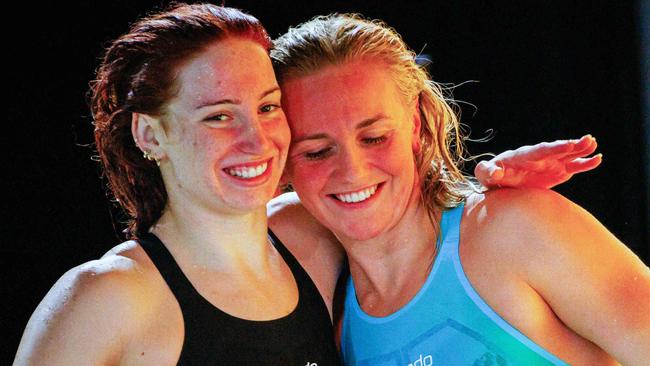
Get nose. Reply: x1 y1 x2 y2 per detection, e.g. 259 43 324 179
336 144 369 183
237 114 270 154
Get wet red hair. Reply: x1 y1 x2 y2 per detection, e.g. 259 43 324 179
89 3 271 236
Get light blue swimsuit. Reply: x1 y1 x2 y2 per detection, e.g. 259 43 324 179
341 204 569 365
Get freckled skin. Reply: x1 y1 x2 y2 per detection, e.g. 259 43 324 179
14 38 299 366
161 38 291 216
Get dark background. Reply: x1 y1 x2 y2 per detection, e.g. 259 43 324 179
3 0 648 362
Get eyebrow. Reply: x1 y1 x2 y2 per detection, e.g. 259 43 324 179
194 86 281 110
292 114 387 144
356 115 386 129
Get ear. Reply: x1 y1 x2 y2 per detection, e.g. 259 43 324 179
411 96 422 154
131 112 167 160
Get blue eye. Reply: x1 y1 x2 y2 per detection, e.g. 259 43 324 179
304 147 332 160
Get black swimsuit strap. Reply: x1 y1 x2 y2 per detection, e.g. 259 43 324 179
138 232 201 303
137 230 320 312
267 229 310 284
136 230 340 365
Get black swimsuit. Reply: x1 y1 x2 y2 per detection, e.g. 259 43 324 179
138 230 341 365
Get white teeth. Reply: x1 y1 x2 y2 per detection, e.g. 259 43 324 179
227 162 268 179
335 185 378 203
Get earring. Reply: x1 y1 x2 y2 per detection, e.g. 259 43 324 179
143 150 160 166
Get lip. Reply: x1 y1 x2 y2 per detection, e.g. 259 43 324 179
222 157 273 185
327 182 384 208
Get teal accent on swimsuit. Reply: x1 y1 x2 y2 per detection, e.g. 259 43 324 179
340 204 569 366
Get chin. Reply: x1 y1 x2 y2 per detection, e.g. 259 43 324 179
227 191 275 212
335 222 385 242
227 200 269 214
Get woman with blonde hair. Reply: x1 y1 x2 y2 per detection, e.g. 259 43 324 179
271 13 650 365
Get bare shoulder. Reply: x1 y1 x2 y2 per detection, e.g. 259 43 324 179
267 192 344 316
463 189 650 364
266 192 302 228
14 241 165 365
268 192 342 257
460 187 637 297
465 187 570 220
268 192 332 235
463 188 596 250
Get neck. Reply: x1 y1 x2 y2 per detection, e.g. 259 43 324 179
343 196 440 316
150 197 271 273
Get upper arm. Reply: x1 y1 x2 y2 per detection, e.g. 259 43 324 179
268 192 345 317
491 190 650 365
267 193 345 267
14 254 146 365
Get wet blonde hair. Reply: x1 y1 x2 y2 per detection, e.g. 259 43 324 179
271 13 474 222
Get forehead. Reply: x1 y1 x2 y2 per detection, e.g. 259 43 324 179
282 60 407 133
174 37 276 105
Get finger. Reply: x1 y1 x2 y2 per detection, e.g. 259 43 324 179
515 139 577 160
474 161 492 185
489 163 505 181
561 135 597 160
474 160 504 187
522 135 597 161
565 154 603 174
560 139 598 163
571 134 597 152
504 135 592 157
488 169 527 188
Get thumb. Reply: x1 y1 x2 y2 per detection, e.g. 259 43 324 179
475 160 504 187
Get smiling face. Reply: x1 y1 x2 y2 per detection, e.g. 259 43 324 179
159 37 290 215
282 59 422 241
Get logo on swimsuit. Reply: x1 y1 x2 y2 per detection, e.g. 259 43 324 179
305 363 317 366
407 354 433 366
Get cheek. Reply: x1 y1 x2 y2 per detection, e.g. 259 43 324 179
268 117 292 151
289 163 332 222
377 136 416 167
275 124 292 152
191 133 220 159
288 160 330 194
182 132 232 179
378 139 418 185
